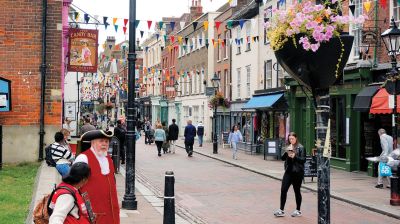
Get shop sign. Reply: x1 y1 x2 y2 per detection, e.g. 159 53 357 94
68 28 99 73
362 27 380 46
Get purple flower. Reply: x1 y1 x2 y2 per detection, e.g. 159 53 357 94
306 21 318 30
310 43 320 52
302 42 311 50
299 36 309 44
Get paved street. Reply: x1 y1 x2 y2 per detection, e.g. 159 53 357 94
134 138 400 224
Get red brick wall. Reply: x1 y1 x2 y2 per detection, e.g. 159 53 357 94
0 0 62 125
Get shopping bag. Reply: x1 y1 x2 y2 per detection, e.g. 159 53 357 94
379 162 392 177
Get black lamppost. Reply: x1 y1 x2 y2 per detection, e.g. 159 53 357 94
381 18 400 206
381 18 400 144
122 0 138 210
105 82 111 129
211 73 221 154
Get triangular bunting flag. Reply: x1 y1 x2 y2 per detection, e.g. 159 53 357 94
364 1 372 12
113 18 118 25
349 4 355 15
204 21 209 31
223 39 227 45
212 39 215 46
380 0 387 8
109 44 113 50
163 35 167 42
156 33 160 41
178 36 183 44
135 20 140 29
140 31 144 38
74 12 79 21
239 20 246 29
227 20 233 29
158 21 164 30
170 21 176 31
84 14 90 23
147 20 153 29
235 38 239 45
183 45 187 50
190 45 194 51
123 27 127 34
199 38 203 45
185 37 189 45
241 38 244 44
114 25 118 32
229 38 234 45
193 22 198 31
170 36 175 43
124 19 129 27
103 17 109 29
215 21 222 31
180 21 186 30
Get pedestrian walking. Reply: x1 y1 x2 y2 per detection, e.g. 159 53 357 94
274 132 306 218
228 125 242 160
144 118 152 144
197 121 205 147
74 130 120 224
154 123 166 157
162 121 170 153
184 120 196 157
80 116 96 136
113 120 126 164
49 162 92 224
376 128 393 189
168 119 179 153
51 132 73 177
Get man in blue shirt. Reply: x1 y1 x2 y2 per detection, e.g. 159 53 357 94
184 120 197 157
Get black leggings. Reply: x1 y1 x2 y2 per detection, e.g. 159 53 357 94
155 141 163 153
280 171 303 211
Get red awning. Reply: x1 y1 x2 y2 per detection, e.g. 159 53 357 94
370 88 400 114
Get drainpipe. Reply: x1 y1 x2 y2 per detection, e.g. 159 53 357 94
39 0 48 161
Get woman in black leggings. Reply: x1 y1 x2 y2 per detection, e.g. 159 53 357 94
274 132 306 217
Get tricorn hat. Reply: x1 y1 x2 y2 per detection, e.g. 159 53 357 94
80 130 113 142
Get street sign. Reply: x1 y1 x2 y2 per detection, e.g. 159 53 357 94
206 87 215 96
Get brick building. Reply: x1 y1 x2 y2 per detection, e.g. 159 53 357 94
0 0 62 163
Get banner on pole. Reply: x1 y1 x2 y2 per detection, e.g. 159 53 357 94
68 28 98 73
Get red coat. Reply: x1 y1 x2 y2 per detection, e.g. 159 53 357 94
80 150 120 224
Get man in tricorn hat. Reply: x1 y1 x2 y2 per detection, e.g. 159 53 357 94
74 130 120 224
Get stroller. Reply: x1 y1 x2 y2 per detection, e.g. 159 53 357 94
145 128 155 145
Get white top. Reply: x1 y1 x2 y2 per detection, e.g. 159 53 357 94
74 147 110 175
49 194 79 224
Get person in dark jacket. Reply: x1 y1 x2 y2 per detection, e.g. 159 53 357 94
197 121 204 147
184 120 196 157
168 119 179 153
113 120 126 164
274 132 306 218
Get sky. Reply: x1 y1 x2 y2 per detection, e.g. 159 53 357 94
72 0 229 51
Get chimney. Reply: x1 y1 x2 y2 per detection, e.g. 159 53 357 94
190 0 203 21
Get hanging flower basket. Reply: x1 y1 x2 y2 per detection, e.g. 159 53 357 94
104 102 114 110
265 0 364 90
209 92 231 109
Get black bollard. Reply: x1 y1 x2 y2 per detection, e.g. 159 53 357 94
163 171 175 224
390 176 400 205
112 141 120 173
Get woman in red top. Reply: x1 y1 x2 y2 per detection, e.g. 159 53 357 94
49 162 91 224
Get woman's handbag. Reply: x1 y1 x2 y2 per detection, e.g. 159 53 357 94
379 162 392 177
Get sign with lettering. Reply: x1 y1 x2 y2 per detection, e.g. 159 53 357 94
68 29 99 73
206 87 215 96
304 156 318 177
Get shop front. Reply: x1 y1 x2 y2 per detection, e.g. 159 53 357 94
140 96 152 121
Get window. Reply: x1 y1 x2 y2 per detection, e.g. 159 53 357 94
192 37 197 51
193 106 199 123
218 71 222 93
217 34 222 61
352 0 363 58
394 0 400 22
237 68 241 98
194 70 198 94
264 60 272 89
180 76 184 96
184 106 189 118
224 69 229 98
246 65 251 97
224 31 229 59
236 28 241 54
264 6 272 45
201 105 205 123
187 77 191 95
246 23 251 51
200 69 204 93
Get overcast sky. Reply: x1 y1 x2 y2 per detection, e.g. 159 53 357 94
72 0 228 50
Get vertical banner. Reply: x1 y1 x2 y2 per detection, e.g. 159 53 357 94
68 28 99 73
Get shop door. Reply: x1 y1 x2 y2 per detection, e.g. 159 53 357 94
296 98 307 145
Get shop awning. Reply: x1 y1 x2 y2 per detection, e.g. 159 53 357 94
353 85 380 112
242 93 284 110
370 88 400 114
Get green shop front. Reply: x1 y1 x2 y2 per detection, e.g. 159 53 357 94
287 63 389 176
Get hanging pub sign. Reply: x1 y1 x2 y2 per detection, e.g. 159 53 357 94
362 27 380 46
68 28 99 73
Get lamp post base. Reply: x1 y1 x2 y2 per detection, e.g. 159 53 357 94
122 195 138 210
213 141 218 154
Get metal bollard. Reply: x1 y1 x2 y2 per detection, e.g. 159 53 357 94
112 141 120 173
390 176 400 205
163 171 175 224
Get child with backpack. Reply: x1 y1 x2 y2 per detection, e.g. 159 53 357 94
34 162 93 224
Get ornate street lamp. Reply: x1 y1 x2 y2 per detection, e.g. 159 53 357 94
122 0 138 210
211 73 220 154
382 18 400 206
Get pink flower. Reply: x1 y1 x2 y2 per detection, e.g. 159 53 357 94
314 4 324 11
306 21 318 30
332 0 338 3
310 43 320 52
286 29 294 36
302 42 311 50
325 25 335 33
299 36 309 44
313 30 325 42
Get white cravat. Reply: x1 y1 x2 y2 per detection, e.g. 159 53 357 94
74 147 110 175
